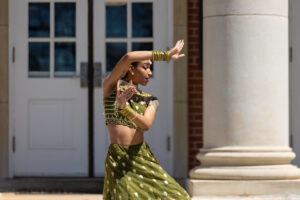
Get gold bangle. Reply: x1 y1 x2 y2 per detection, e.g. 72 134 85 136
120 106 134 117
119 105 138 120
156 51 160 60
164 51 171 62
129 111 137 120
152 50 171 62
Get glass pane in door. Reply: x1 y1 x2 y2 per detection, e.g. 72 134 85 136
54 42 76 77
29 3 50 37
132 3 153 37
106 3 127 38
28 42 50 77
106 43 127 72
55 3 76 37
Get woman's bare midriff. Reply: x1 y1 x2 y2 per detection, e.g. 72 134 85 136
107 123 144 145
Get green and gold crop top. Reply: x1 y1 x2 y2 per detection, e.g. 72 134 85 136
102 84 158 132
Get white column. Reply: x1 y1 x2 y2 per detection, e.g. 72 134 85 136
188 0 300 197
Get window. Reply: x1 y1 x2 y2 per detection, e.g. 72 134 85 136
28 2 76 78
105 1 154 73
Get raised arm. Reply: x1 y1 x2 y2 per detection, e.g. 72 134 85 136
102 51 153 96
102 39 185 96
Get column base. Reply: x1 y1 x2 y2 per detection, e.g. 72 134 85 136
187 179 300 197
189 164 300 180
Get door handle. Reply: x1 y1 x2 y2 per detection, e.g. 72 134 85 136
94 62 102 87
73 62 106 88
72 62 88 87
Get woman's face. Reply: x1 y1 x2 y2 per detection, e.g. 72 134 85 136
131 60 152 86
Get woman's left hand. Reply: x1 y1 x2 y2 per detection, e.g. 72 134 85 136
116 86 137 109
169 39 185 60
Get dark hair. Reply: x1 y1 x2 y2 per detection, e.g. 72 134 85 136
121 62 139 80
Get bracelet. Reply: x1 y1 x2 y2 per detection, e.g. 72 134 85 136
152 51 171 62
129 111 137 120
119 105 137 120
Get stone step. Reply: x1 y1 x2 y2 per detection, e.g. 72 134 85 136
0 193 102 200
0 178 104 193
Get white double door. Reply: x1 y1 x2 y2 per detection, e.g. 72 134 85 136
12 0 172 177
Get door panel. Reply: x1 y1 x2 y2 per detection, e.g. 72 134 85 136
94 0 173 176
14 0 88 176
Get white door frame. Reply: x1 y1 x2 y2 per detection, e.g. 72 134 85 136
8 0 16 178
289 0 300 168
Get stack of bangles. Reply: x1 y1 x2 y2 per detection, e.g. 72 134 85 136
119 105 137 120
152 50 171 62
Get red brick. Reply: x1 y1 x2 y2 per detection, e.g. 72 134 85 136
188 22 200 28
193 71 202 76
195 143 203 148
189 93 202 98
193 86 202 91
188 79 201 85
188 51 199 57
189 108 202 113
189 64 200 68
188 8 199 14
194 114 202 120
188 0 203 171
189 122 202 127
189 135 202 141
190 129 202 134
188 15 199 21
188 57 195 64
188 71 195 78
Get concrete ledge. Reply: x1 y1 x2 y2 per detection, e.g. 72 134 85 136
187 179 300 197
0 193 102 200
0 177 187 194
0 178 104 193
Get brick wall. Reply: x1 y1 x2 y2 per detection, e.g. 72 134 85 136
188 0 203 170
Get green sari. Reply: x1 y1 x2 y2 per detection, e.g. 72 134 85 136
102 81 192 199
102 141 192 200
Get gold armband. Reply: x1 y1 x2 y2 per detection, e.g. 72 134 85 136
152 51 171 62
119 105 137 121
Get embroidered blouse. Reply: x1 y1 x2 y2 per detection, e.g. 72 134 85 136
102 83 158 132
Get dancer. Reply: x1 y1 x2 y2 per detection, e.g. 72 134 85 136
102 39 191 199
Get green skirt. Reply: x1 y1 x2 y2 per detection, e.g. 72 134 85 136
102 141 192 200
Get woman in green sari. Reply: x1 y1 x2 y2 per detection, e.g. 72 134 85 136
102 39 191 200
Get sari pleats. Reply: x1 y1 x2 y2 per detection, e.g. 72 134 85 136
102 141 192 200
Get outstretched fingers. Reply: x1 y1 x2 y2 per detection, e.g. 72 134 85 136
121 87 136 101
116 86 136 109
174 40 184 54
178 40 184 52
175 40 181 48
178 54 185 59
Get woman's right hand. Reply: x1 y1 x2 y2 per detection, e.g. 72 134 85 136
116 86 137 109
169 39 185 61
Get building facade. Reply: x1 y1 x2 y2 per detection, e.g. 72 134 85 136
1 0 300 198
2 0 190 182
